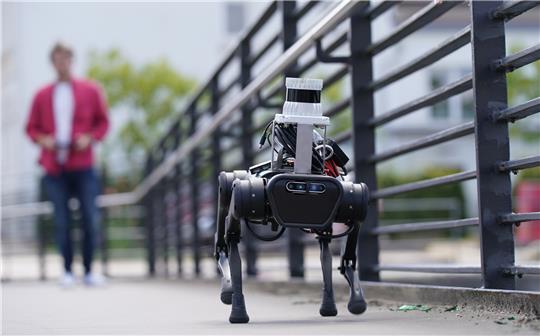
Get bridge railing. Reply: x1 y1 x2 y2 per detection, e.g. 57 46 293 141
139 0 539 289
2 1 539 289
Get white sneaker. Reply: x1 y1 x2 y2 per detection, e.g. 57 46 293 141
59 272 76 288
83 273 106 287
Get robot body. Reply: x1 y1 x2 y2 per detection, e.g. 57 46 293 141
214 78 369 323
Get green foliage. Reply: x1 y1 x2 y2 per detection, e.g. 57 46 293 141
86 49 196 163
378 167 466 223
321 78 352 136
518 166 540 182
506 45 540 144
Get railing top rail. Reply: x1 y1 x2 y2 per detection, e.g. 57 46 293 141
131 0 361 202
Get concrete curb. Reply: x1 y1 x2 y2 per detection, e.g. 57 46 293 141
248 279 540 318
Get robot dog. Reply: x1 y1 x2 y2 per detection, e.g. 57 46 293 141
214 78 369 323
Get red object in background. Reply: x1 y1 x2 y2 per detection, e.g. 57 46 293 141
516 181 540 245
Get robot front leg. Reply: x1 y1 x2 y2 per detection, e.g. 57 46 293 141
227 229 249 323
225 183 249 324
319 236 338 317
340 223 367 315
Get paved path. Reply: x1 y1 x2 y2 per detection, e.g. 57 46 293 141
2 278 538 335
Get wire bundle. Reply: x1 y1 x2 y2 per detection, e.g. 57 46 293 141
259 121 326 173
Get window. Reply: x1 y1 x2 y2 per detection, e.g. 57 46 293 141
461 91 474 120
225 2 245 34
430 74 450 119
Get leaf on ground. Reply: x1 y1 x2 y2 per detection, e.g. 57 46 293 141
444 305 459 312
398 304 432 312
494 320 508 325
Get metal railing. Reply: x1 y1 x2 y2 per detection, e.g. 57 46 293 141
3 0 539 289
137 0 540 289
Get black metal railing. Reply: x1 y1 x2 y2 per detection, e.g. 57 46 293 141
136 0 540 290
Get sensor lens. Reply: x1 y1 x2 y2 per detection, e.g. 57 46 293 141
286 182 307 192
307 183 326 193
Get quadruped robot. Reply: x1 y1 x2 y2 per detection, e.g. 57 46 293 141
214 78 369 323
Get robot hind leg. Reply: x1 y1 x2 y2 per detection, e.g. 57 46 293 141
215 171 248 305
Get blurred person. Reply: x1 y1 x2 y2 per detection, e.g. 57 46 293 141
25 42 109 287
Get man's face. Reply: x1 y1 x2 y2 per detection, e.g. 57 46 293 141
51 51 73 79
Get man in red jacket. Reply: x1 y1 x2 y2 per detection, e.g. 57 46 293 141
26 42 109 287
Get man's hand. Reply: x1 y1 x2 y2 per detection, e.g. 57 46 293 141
37 135 55 150
74 133 93 151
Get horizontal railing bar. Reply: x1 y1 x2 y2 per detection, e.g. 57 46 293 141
372 217 479 235
262 81 283 103
244 1 278 41
369 121 474 163
295 0 320 19
495 44 540 72
370 74 473 127
324 97 350 118
494 97 540 122
220 75 241 97
132 1 363 200
250 32 281 66
2 192 137 220
372 265 481 274
323 65 348 88
510 266 540 275
365 0 402 20
499 155 540 172
368 1 461 55
370 26 471 90
297 30 348 75
334 129 352 144
499 212 540 224
491 0 540 21
371 170 476 199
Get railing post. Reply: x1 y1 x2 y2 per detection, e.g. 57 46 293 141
470 0 515 290
349 3 380 281
144 155 156 277
160 145 169 277
210 77 222 276
100 167 109 277
281 0 305 279
189 104 201 276
173 122 184 276
240 37 258 277
38 178 47 281
100 208 109 277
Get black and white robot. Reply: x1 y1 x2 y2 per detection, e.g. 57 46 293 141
214 78 369 323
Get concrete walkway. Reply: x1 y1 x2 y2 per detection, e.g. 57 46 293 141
2 278 538 335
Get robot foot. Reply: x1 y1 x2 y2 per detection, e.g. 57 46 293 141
229 293 250 323
220 276 233 305
319 302 338 317
347 297 367 315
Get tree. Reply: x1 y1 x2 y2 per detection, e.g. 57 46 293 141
86 49 196 184
506 45 540 144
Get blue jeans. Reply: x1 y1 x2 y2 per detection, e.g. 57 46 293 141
44 168 100 274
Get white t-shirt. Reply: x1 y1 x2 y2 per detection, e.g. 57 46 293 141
53 81 74 163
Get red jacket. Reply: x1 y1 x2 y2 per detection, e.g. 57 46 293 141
26 78 109 175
